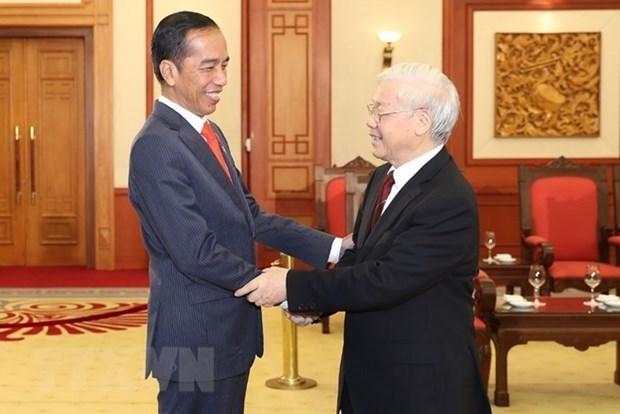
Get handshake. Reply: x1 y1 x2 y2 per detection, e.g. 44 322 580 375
234 233 352 326
234 266 320 327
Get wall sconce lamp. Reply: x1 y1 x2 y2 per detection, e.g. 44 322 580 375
378 31 401 68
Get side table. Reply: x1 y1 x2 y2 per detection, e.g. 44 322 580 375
479 261 534 296
489 297 620 406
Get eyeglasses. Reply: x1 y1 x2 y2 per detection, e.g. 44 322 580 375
366 103 424 125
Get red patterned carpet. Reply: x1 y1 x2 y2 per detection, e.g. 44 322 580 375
0 267 148 342
0 298 147 342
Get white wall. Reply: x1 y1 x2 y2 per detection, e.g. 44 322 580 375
112 0 442 186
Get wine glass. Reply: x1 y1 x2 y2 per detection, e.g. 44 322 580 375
528 264 546 307
483 231 496 263
583 264 601 307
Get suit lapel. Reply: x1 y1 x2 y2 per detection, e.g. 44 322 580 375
356 164 390 246
152 102 249 215
356 148 452 256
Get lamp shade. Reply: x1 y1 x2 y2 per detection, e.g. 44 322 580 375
378 31 401 43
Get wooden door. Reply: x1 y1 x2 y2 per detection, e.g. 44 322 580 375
244 0 331 267
0 38 86 266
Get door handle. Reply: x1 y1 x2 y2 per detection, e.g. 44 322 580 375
14 126 21 204
29 126 36 205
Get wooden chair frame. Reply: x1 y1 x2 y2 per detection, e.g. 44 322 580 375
474 270 497 392
315 156 376 234
612 165 620 265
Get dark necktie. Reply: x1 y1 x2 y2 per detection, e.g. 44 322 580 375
201 121 232 181
371 171 395 228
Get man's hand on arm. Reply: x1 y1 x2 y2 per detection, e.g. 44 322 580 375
234 266 288 307
340 233 354 258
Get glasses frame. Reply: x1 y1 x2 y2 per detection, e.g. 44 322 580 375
367 103 424 125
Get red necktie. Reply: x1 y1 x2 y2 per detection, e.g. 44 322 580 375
201 121 232 181
371 171 395 228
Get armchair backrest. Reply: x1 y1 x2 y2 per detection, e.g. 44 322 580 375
345 172 370 231
315 156 375 237
518 156 609 261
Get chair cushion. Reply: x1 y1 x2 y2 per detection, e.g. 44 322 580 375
550 261 620 279
530 176 599 260
474 316 486 330
325 177 346 237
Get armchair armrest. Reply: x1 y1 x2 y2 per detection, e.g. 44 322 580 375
474 271 496 316
608 235 620 247
523 235 555 267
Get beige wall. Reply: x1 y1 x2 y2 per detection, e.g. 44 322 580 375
331 0 442 167
113 0 242 187
112 0 443 186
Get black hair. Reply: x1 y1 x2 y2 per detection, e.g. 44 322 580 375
151 11 219 83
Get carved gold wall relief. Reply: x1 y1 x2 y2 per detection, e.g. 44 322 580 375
494 32 600 138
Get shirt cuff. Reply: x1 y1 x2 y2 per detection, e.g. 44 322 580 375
328 237 343 264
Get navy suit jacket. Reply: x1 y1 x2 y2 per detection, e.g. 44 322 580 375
128 101 334 383
287 147 491 414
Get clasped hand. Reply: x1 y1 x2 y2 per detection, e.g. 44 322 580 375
284 310 321 327
234 266 288 307
235 267 319 326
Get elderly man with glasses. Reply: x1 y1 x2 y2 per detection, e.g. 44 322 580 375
236 62 491 414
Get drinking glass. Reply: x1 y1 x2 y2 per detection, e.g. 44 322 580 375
583 264 601 307
483 231 496 263
528 264 546 307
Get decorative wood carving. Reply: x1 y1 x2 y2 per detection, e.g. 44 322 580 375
541 155 578 169
334 155 376 170
495 32 600 138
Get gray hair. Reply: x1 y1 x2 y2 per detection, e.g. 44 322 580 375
378 62 460 144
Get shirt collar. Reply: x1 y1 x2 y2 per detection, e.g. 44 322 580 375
158 96 210 134
392 145 443 187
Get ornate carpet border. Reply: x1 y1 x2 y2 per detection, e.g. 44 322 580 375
0 297 148 342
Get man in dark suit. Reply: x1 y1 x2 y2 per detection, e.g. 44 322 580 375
236 62 492 414
128 11 345 414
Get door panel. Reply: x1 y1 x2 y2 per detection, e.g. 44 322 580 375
245 0 331 267
0 38 86 266
0 39 26 263
25 38 86 265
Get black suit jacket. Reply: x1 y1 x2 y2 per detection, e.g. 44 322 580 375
287 147 491 414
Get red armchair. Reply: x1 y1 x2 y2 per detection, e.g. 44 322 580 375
315 157 375 333
518 156 620 293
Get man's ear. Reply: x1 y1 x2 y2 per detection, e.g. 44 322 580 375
159 59 177 86
414 109 432 136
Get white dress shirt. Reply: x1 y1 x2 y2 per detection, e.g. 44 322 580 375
381 144 444 214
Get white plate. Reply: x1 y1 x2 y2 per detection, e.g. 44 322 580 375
597 294 620 304
495 257 517 264
604 300 620 308
508 300 534 308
